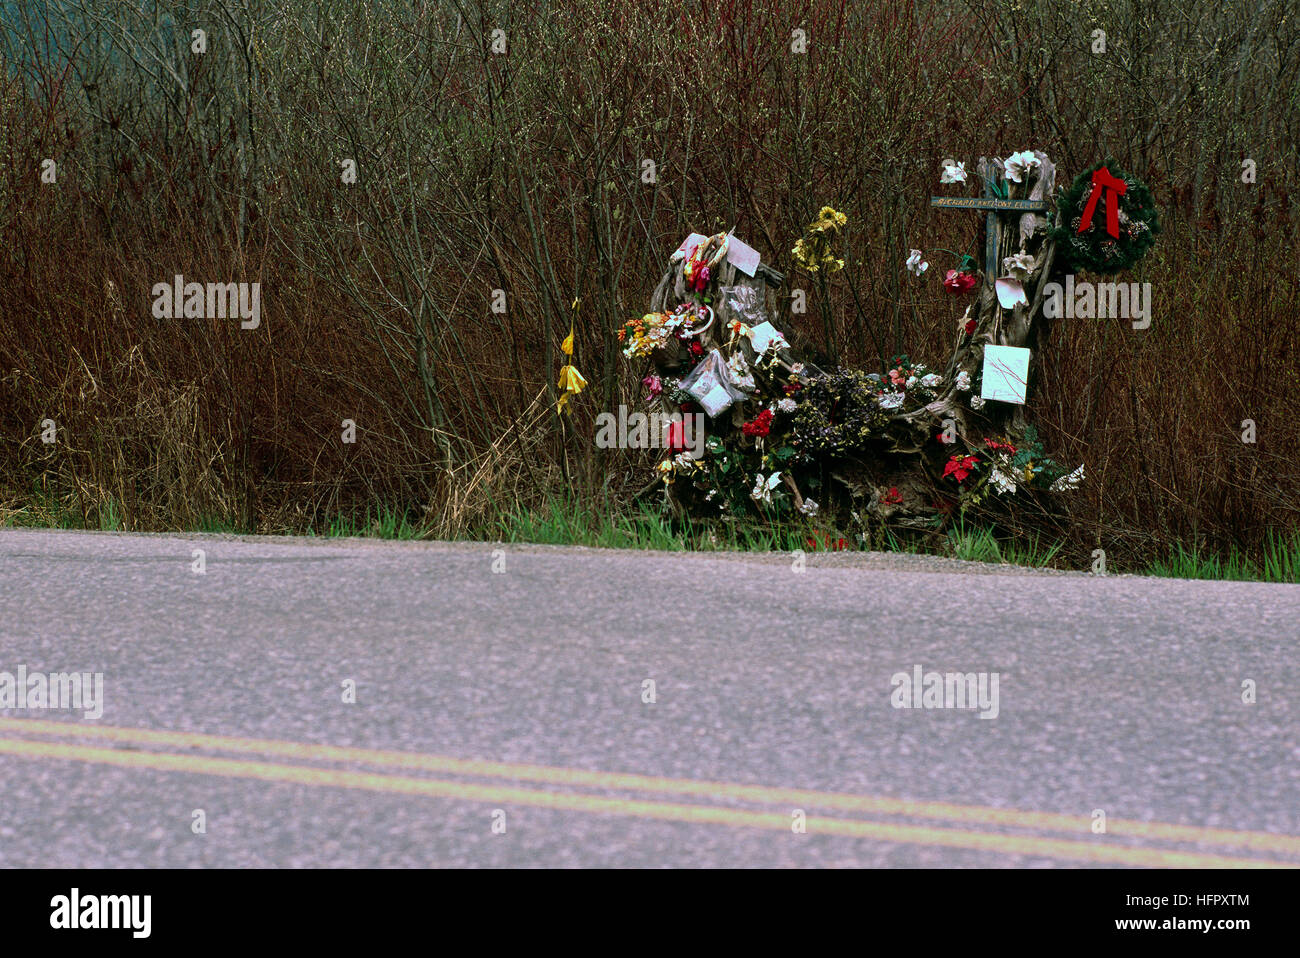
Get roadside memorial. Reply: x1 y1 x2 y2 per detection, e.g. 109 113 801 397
617 152 1157 538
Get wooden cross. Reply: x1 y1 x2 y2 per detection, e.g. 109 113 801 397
931 174 1049 281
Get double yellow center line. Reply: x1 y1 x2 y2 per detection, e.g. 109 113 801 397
0 717 1295 867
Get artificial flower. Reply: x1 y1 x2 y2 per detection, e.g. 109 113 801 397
970 395 986 410
879 391 904 410
943 454 980 482
989 467 1018 495
742 408 775 438
727 351 757 392
940 160 968 185
777 397 798 413
1003 150 1041 184
1002 251 1036 278
751 471 782 505
943 269 978 294
642 373 662 400
906 249 929 276
881 486 904 505
799 498 819 516
954 370 972 392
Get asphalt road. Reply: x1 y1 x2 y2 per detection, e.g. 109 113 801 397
0 528 1296 867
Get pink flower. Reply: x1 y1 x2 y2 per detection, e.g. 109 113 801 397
642 374 663 399
944 269 978 294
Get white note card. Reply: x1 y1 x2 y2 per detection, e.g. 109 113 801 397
981 345 1031 404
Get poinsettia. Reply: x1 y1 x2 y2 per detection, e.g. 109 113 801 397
742 409 774 438
943 454 980 482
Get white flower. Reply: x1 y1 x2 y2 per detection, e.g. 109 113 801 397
1002 251 1036 278
1003 150 1041 184
777 397 797 413
799 498 819 516
955 370 972 392
1050 464 1086 492
940 160 968 184
879 392 904 410
751 471 782 505
970 395 986 410
989 467 1018 495
920 373 942 388
905 249 929 276
726 351 756 391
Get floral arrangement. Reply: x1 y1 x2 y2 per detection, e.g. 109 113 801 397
619 186 1086 534
1052 160 1160 275
791 206 848 273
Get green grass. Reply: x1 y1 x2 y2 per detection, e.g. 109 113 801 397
1143 530 1300 583
489 496 814 552
4 485 1298 582
945 522 1064 567
325 504 420 540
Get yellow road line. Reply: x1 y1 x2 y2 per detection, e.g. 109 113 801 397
0 717 1295 857
0 735 1287 868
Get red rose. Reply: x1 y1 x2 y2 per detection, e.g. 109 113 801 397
690 341 704 357
964 318 977 335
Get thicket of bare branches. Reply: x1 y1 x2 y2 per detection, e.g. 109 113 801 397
1 0 1297 564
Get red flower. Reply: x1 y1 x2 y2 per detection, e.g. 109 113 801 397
689 341 705 358
964 318 977 335
944 270 978 295
665 420 688 453
943 454 980 482
741 409 774 438
881 486 904 505
984 439 1017 454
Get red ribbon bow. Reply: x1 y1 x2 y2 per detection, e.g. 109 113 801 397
1077 166 1128 238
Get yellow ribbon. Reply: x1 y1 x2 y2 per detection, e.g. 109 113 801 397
556 311 585 413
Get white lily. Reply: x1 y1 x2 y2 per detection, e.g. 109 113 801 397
905 249 929 276
940 160 968 184
1003 150 1041 184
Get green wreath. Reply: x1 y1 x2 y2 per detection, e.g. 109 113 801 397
790 369 889 457
1052 161 1160 275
